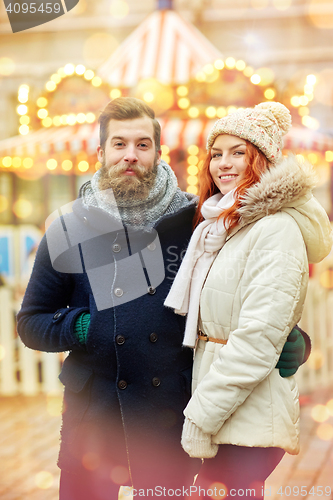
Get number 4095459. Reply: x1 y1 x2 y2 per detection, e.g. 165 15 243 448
5 3 61 14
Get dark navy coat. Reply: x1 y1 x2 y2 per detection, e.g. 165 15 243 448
17 199 200 488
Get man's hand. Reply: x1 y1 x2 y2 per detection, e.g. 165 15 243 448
74 312 90 345
276 327 307 377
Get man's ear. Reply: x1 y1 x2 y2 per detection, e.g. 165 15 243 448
156 149 162 165
97 146 104 163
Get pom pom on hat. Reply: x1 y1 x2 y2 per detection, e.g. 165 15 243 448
255 102 292 134
206 101 292 164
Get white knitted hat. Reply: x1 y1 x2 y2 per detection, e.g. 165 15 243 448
206 102 292 164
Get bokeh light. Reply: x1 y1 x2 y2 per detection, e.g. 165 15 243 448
37 97 48 108
264 88 276 100
35 471 54 489
308 0 333 29
208 482 228 499
13 199 33 218
311 404 330 423
111 465 130 485
110 88 122 99
187 175 198 186
2 157 12 167
19 125 29 135
214 59 224 70
186 185 198 195
188 107 199 118
178 98 190 109
23 158 33 169
161 145 170 155
78 161 89 172
47 159 57 170
45 81 56 92
316 423 333 441
188 145 199 156
64 63 75 75
225 57 236 69
82 452 100 471
62 160 73 171
188 156 199 166
0 57 15 75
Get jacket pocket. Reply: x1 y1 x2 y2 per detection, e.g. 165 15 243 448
59 356 94 445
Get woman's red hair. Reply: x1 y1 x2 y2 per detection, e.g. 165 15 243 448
193 140 270 230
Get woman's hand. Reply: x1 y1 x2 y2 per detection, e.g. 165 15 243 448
181 417 218 458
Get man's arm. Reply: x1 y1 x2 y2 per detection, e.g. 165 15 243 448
17 234 88 353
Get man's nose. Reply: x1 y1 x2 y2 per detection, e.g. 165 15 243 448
123 146 138 163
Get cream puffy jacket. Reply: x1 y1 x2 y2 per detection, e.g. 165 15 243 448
184 156 333 455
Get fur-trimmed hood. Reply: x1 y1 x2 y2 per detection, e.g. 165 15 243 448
236 154 333 263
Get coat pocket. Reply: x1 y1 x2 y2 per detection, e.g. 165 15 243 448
59 356 94 446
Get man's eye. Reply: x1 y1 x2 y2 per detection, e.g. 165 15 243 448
139 143 148 148
114 142 124 147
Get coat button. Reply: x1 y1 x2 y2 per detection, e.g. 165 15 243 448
148 286 156 295
147 242 156 251
53 312 62 319
112 243 121 253
149 333 158 343
83 217 88 224
114 288 123 297
116 335 125 345
118 380 127 390
152 377 161 387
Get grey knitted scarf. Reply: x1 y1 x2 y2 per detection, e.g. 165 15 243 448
80 160 197 228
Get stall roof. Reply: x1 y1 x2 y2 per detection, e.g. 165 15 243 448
97 9 222 87
0 122 332 165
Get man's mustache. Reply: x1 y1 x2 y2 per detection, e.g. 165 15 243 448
106 163 148 181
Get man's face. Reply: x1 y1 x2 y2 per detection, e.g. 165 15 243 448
97 117 161 200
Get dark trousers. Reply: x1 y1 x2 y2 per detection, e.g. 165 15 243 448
195 445 285 500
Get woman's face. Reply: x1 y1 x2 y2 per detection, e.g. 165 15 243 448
209 134 248 195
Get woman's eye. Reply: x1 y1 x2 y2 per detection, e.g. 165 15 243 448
234 151 245 155
212 153 222 158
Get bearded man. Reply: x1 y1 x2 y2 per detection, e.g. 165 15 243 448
17 98 309 500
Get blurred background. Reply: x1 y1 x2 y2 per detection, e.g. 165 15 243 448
0 0 333 498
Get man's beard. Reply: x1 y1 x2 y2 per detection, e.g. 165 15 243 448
98 159 159 201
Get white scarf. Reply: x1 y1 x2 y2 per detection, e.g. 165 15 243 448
164 189 236 347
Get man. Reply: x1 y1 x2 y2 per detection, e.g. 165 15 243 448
17 97 309 500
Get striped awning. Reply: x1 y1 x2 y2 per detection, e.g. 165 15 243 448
1 122 332 161
97 9 222 87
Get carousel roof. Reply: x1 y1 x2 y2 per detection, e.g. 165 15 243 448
97 9 222 87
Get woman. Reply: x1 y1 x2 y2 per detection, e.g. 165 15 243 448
165 102 332 499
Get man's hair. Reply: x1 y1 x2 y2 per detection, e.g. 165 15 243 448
98 97 161 152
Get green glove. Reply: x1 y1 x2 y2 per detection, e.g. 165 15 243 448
275 327 306 378
73 312 91 345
